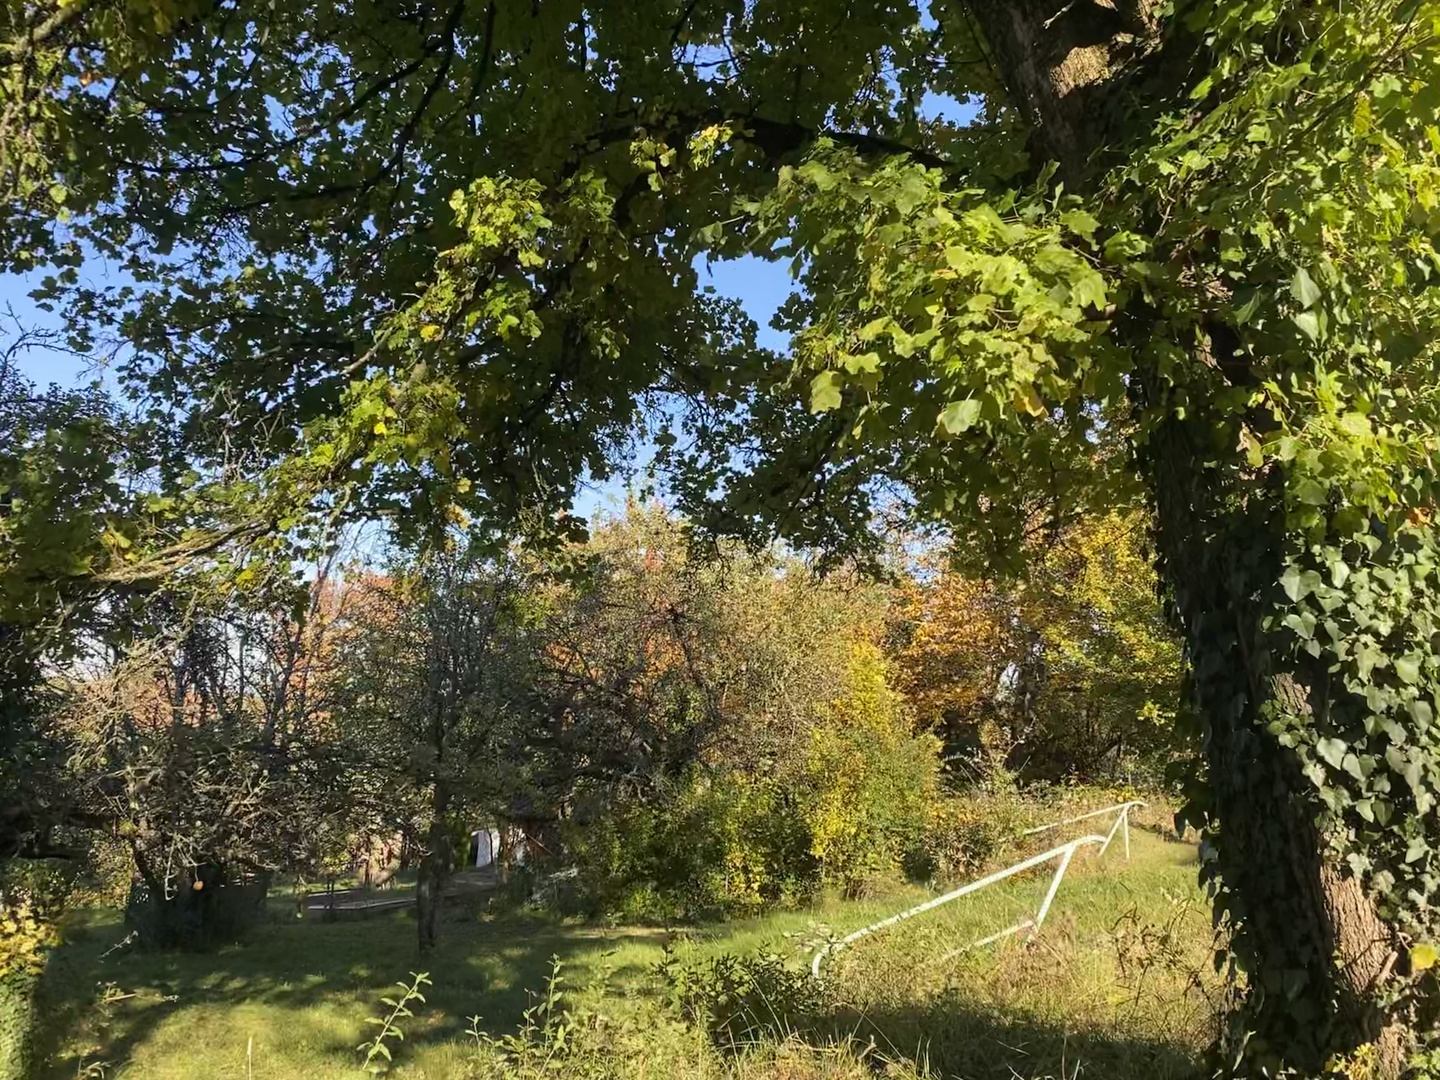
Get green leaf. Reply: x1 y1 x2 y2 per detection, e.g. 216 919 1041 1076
1292 310 1321 341
1316 737 1348 769
1412 699 1434 728
1103 232 1148 262
938 399 982 436
1290 267 1321 309
808 371 844 413
1280 565 1304 601
857 316 891 342
1059 209 1100 242
1232 287 1264 325
1396 656 1421 685
1293 477 1328 506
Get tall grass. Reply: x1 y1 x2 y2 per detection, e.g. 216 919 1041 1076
36 827 1218 1080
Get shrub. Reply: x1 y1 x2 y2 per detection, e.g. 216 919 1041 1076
916 787 1042 882
800 643 942 895
565 774 817 922
565 643 945 920
659 946 824 1048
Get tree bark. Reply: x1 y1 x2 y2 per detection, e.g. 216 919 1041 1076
1145 414 1404 1075
965 0 1160 183
957 0 1408 1072
416 785 452 953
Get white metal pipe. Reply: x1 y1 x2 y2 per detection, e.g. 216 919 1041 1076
811 833 1106 978
939 918 1035 963
1099 806 1124 855
1031 841 1078 930
1022 800 1146 837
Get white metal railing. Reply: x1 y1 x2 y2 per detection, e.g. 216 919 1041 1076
810 800 1145 979
1021 798 1146 861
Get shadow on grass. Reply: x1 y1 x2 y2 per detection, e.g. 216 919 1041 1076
35 862 1206 1080
814 996 1204 1080
33 901 671 1079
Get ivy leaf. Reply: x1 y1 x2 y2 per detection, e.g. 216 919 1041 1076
1396 656 1421 685
1316 737 1348 769
1292 310 1321 341
1290 267 1321 309
1232 286 1264 325
1276 568 1308 607
1412 699 1434 729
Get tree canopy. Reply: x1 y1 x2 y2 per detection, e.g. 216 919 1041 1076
6 0 1440 1074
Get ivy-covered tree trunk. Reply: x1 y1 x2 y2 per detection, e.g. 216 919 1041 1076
1147 414 1407 1074
0 861 70 1080
963 0 1421 1073
0 961 38 1080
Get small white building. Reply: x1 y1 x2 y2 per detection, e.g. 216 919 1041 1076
469 828 498 867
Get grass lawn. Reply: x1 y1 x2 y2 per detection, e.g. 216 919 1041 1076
36 826 1220 1080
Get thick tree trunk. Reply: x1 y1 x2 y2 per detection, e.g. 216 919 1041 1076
959 0 1409 1072
965 0 1160 182
0 962 36 1080
416 786 452 953
1146 412 1404 1075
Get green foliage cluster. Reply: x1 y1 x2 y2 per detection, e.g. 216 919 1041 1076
566 775 816 923
7 0 1440 1068
659 947 822 1049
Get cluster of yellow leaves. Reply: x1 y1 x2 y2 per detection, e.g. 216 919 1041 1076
804 642 940 878
0 900 57 981
890 511 1184 772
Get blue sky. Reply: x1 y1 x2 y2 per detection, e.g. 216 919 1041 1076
1 254 795 383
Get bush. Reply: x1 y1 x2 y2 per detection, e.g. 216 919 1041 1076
565 643 947 920
800 643 942 895
124 866 270 950
659 947 824 1048
915 787 1043 882
565 776 817 922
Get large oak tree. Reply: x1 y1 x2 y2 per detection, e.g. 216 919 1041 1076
5 0 1440 1073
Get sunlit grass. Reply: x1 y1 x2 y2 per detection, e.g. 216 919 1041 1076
38 827 1218 1080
